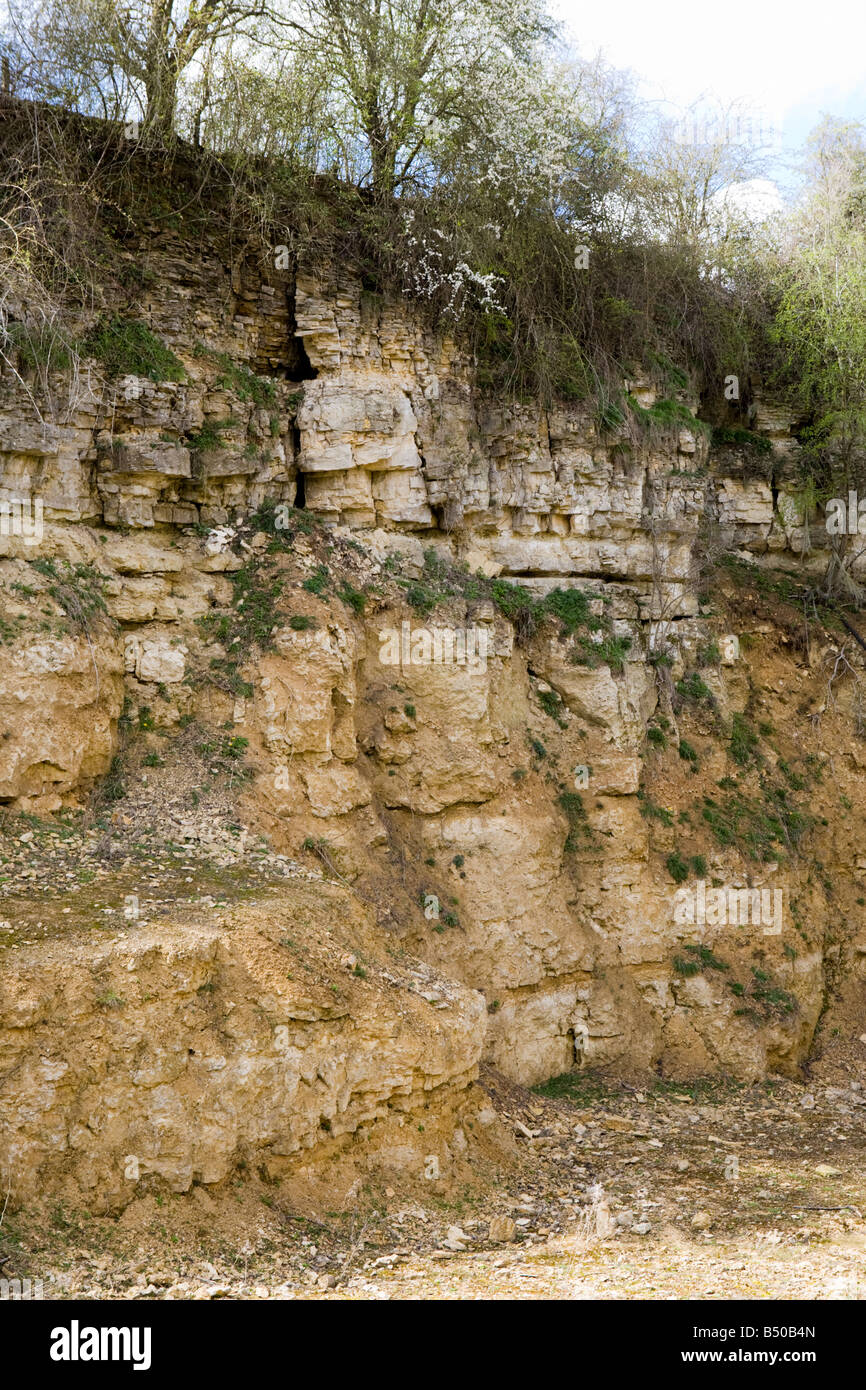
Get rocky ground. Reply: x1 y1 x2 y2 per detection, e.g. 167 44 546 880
0 795 315 954
3 803 866 1301
4 1062 866 1301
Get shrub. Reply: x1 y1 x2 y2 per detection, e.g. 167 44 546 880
558 790 591 851
572 631 631 674
303 565 330 596
637 790 674 827
684 942 728 971
676 671 712 702
666 851 690 883
711 426 771 455
82 317 185 382
538 688 567 725
30 558 108 632
542 587 591 634
696 640 721 667
730 714 760 767
338 581 367 615
211 353 276 405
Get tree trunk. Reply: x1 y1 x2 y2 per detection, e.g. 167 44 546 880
143 62 178 139
142 0 178 140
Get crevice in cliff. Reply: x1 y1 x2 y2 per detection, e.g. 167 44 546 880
234 249 318 383
494 569 649 587
291 416 305 507
282 289 317 384
294 466 306 509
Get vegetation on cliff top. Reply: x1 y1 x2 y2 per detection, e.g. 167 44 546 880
1 2 866 596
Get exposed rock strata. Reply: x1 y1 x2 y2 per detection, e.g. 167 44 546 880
1 243 865 1206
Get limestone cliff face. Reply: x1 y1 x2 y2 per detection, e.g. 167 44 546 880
1 231 865 1168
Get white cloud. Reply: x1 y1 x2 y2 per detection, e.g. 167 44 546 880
716 177 785 221
553 0 866 137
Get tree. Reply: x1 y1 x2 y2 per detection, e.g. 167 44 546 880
7 0 275 136
801 114 866 228
638 100 770 261
770 118 866 598
269 0 556 198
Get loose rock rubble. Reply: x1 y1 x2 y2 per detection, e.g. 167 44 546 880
5 1063 866 1300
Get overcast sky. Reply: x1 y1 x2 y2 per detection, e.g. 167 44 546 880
554 0 866 176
